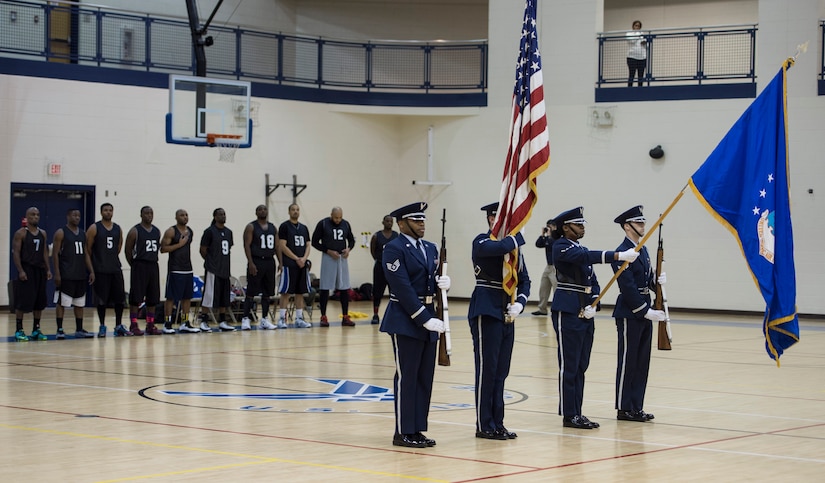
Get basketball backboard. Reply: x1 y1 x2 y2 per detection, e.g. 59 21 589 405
165 75 253 148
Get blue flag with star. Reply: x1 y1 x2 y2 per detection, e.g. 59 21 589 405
689 61 798 363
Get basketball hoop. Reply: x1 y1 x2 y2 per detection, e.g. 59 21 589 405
207 133 243 162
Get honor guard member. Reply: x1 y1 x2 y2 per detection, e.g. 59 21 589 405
551 206 639 429
611 206 665 422
468 202 530 440
52 208 96 339
380 202 450 448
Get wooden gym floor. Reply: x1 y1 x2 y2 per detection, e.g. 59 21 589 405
2 301 824 482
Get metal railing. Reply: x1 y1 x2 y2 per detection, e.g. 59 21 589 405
820 20 824 83
597 24 756 88
0 0 487 93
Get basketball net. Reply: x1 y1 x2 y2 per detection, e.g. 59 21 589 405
207 134 242 163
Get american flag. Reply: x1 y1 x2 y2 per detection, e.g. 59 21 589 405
492 0 550 295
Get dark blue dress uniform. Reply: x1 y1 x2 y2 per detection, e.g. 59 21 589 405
551 207 619 428
468 203 530 439
611 206 656 421
379 202 440 446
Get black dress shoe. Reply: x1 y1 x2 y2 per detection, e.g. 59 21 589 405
476 429 508 440
496 427 518 439
617 410 648 422
414 432 436 446
393 433 427 448
580 415 600 428
640 410 654 420
563 415 596 429
531 310 548 316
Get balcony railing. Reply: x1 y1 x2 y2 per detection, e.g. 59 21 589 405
0 0 487 104
819 20 824 95
597 24 756 87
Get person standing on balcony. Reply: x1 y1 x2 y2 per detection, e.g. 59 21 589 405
626 20 647 87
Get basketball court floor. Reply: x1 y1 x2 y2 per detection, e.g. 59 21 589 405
2 301 824 482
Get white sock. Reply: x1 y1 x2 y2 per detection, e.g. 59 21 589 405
296 309 303 318
279 308 287 319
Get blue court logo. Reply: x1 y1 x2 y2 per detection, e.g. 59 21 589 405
160 378 395 402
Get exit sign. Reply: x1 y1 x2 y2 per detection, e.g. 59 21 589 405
48 163 62 176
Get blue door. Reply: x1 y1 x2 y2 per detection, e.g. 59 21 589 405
9 183 95 308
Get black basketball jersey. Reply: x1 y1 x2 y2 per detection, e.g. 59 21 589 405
167 226 193 273
311 218 354 254
278 220 310 268
372 230 398 262
20 228 47 268
201 224 233 277
91 221 122 274
58 226 88 280
250 221 277 258
132 224 161 263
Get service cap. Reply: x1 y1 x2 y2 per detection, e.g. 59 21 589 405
481 202 499 217
614 205 646 224
390 202 428 221
554 206 586 225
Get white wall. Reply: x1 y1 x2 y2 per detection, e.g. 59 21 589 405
603 0 758 32
3 0 824 315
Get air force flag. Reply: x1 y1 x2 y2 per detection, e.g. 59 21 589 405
688 61 799 363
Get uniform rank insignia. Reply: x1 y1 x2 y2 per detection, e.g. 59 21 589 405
386 259 400 272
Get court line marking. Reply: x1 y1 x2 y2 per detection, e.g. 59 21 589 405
0 423 449 482
450 420 825 482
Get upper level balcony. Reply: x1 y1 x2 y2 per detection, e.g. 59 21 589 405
596 24 757 102
0 0 488 107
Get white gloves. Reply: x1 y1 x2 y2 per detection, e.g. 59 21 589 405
507 302 523 317
657 272 667 285
617 249 639 262
582 305 597 319
644 308 666 322
423 318 446 333
436 275 451 291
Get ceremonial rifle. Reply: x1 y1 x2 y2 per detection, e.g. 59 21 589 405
436 209 451 366
654 220 672 350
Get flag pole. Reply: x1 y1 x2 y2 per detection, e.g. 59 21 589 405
588 184 688 309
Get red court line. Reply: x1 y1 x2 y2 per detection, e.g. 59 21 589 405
452 421 825 482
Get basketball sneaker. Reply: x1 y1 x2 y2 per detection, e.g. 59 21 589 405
179 323 201 333
74 329 95 338
342 315 355 327
113 324 133 337
56 328 66 340
129 322 144 336
241 317 252 330
199 322 212 333
15 330 29 342
276 317 288 329
218 321 235 332
258 317 276 330
162 325 176 334
295 318 311 328
320 315 329 327
98 325 107 338
30 329 48 341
